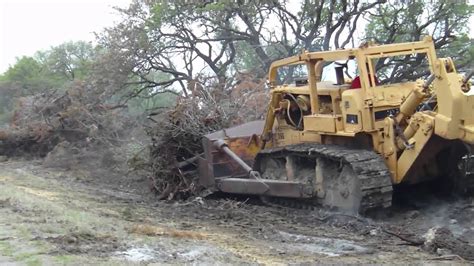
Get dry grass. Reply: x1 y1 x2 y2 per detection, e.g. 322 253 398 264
129 224 208 240
17 186 58 201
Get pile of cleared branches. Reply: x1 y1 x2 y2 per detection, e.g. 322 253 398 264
146 74 268 200
0 80 132 158
147 89 234 200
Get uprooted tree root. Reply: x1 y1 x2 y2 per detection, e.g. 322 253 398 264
0 128 59 158
424 226 474 261
377 224 474 261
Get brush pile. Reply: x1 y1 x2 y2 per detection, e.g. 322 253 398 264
146 74 268 200
0 81 133 161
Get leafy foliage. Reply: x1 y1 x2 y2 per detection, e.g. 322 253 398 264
40 41 96 81
0 56 59 92
1 41 97 91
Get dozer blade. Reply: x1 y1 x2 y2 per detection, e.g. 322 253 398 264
198 120 265 187
215 178 313 198
198 120 315 200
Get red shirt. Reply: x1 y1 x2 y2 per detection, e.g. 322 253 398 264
350 75 379 89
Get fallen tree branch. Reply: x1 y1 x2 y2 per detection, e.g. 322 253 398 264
429 254 467 262
176 153 202 168
381 228 424 246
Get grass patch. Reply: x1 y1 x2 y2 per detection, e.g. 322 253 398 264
0 241 15 257
0 242 43 266
54 254 75 264
15 252 41 266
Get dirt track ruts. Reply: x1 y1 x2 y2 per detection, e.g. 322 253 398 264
0 159 473 265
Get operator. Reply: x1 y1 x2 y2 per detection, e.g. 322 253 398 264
350 63 379 89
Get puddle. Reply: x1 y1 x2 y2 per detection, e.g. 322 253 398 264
117 243 237 264
116 245 209 263
177 249 204 260
277 231 370 256
116 246 165 262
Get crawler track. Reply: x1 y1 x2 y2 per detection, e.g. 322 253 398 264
254 143 393 213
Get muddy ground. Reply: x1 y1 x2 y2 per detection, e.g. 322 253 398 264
0 159 473 265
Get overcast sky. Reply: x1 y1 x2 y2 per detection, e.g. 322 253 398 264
0 0 131 73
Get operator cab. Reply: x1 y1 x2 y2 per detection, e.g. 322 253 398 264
273 59 358 129
268 43 435 135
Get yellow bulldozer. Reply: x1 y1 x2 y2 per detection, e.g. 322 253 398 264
196 36 474 213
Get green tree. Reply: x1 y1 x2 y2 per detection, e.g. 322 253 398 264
0 56 57 92
0 41 97 92
40 41 96 81
0 41 99 124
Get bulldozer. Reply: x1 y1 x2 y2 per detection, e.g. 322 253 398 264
196 36 474 213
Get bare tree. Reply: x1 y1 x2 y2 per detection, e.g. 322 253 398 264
99 0 472 98
99 0 390 97
365 0 473 83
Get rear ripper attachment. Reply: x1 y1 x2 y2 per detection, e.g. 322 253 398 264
198 122 393 213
